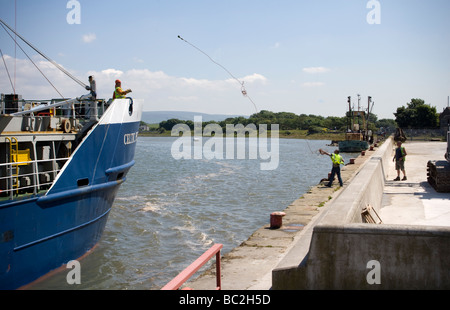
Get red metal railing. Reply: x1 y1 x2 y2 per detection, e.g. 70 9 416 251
161 243 223 290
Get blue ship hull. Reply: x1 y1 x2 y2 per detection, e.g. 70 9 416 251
0 99 142 289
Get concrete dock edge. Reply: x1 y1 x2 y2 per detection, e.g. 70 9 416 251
272 137 450 289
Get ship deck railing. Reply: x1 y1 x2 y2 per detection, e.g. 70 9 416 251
0 157 69 201
1 97 109 121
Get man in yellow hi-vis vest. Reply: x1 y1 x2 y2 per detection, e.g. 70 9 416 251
320 149 344 187
113 79 132 100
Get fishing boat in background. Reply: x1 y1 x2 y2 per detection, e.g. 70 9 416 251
0 18 142 289
338 95 372 152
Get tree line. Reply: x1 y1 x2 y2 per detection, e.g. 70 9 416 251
153 98 439 133
157 110 396 133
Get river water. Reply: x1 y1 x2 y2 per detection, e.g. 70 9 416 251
32 136 357 290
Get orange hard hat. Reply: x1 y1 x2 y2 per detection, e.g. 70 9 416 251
115 79 121 84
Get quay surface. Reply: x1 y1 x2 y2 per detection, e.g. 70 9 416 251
380 142 450 227
185 138 449 290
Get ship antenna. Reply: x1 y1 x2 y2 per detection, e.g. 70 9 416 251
178 35 258 114
0 18 89 90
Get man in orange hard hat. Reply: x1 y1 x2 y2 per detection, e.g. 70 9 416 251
113 79 132 99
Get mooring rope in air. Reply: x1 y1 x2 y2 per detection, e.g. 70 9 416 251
306 140 318 155
178 35 258 114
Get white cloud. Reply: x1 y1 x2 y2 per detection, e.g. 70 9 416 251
301 82 325 87
0 55 82 98
240 73 268 84
99 68 123 77
82 33 96 43
0 55 268 115
97 69 267 113
271 42 281 49
302 67 330 74
181 77 215 88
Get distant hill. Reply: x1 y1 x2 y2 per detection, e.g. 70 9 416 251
142 111 248 124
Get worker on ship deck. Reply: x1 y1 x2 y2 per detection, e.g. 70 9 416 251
85 75 97 100
113 79 132 99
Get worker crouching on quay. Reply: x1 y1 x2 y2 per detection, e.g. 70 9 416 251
319 149 344 187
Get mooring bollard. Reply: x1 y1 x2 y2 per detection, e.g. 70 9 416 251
361 151 366 156
349 158 356 164
270 212 286 229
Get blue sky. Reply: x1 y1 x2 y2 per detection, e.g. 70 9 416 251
1 0 449 119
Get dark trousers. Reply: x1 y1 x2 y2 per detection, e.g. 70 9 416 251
327 165 343 187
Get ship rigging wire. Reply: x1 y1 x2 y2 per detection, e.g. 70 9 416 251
0 21 65 98
178 35 258 114
0 48 15 94
0 18 89 94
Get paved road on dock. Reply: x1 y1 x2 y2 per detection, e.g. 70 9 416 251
380 141 449 227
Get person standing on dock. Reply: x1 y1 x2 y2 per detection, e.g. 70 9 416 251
319 149 344 187
393 141 407 181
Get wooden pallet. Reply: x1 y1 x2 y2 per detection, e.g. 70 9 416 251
361 204 382 224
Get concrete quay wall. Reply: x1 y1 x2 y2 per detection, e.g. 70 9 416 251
272 137 450 289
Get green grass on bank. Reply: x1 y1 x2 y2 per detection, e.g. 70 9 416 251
139 129 346 141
